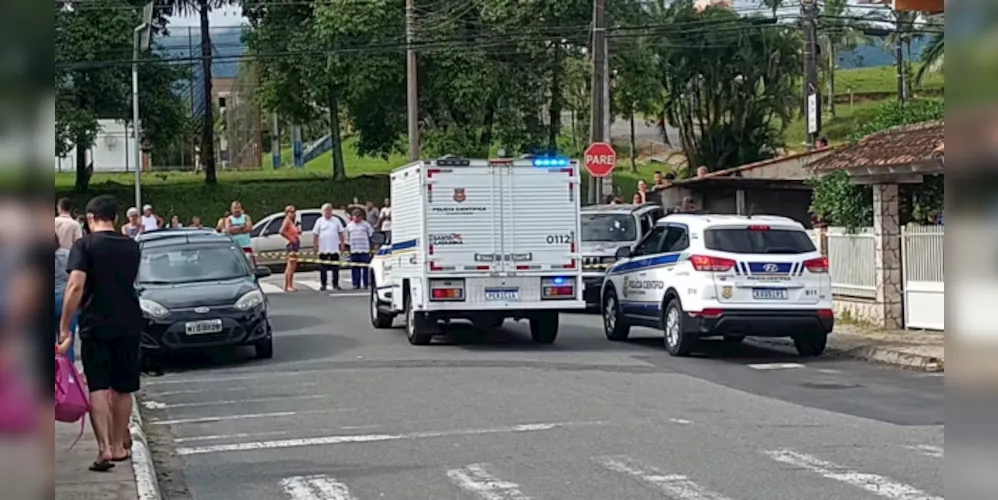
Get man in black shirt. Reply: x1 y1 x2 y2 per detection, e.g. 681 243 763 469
59 195 143 471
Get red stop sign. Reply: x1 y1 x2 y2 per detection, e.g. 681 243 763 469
584 142 616 177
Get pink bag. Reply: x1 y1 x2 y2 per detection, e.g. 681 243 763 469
0 369 36 434
55 354 91 448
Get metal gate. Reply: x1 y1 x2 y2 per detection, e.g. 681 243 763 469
901 225 944 330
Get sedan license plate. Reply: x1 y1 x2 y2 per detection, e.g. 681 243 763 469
752 288 788 300
185 319 223 335
485 288 520 301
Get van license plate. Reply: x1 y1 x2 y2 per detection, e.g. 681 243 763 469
485 288 520 301
752 288 787 300
185 319 223 335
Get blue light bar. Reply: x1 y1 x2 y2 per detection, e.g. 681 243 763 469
533 158 570 167
551 276 566 285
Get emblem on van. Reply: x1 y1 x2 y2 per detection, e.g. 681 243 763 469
763 263 779 273
721 286 733 299
453 188 466 203
194 307 210 313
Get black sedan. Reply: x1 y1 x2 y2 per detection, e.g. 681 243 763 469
136 230 275 359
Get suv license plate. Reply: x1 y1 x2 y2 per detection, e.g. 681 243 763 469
185 319 223 335
752 288 788 300
485 288 520 301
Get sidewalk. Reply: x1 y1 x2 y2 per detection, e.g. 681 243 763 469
55 420 139 500
762 323 944 371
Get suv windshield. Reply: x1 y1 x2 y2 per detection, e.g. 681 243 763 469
581 214 638 242
704 228 816 254
138 243 250 284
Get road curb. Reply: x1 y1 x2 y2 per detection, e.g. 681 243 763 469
129 394 162 500
834 345 945 372
755 339 944 372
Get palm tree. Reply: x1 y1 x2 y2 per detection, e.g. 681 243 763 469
819 0 869 117
163 0 236 184
914 28 943 86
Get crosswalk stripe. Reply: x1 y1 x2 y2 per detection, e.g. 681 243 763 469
297 280 323 291
259 282 284 294
764 449 942 500
906 445 943 459
280 475 356 500
595 456 738 500
747 363 806 370
446 463 532 500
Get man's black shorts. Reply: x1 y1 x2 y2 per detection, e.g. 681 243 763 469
81 335 141 393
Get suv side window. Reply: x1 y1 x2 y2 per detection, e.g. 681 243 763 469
632 226 667 257
638 214 652 238
300 213 320 233
661 224 690 253
262 217 283 236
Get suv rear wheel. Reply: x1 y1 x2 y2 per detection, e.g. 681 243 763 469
662 298 695 357
793 334 827 357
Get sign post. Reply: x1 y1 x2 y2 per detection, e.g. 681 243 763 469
584 142 616 203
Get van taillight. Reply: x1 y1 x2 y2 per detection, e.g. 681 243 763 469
689 255 735 272
804 256 829 274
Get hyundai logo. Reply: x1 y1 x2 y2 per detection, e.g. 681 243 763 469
763 263 780 273
194 307 210 313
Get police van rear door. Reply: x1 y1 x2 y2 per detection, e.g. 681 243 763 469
423 159 500 274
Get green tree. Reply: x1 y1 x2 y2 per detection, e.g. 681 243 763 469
914 31 944 86
612 37 662 172
758 0 783 19
654 5 802 171
56 0 189 192
819 0 869 117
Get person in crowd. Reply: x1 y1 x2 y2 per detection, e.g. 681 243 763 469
377 197 392 235
54 234 78 363
345 209 374 289
140 204 163 231
224 201 253 256
169 215 183 228
190 216 204 229
59 195 143 471
632 193 643 204
55 197 82 250
77 214 90 236
816 136 829 149
652 171 675 191
682 196 697 212
279 205 302 292
635 180 649 203
312 203 346 291
120 207 143 239
696 166 710 178
216 210 230 232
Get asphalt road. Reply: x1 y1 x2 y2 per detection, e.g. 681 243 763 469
140 273 944 500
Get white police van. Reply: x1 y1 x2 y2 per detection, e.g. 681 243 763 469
600 213 833 357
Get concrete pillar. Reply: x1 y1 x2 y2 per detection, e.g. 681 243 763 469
873 184 904 329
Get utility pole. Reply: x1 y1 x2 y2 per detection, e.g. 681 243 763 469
589 0 610 204
895 12 906 108
801 0 821 149
405 0 420 161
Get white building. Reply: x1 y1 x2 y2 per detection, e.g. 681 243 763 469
55 119 149 173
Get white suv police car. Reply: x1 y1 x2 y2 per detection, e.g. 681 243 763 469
600 213 833 357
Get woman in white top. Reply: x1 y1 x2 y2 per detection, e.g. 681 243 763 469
377 198 392 233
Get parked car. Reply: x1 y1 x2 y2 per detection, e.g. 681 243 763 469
249 208 350 267
135 230 275 360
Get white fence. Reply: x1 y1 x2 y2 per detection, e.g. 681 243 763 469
902 225 945 330
826 227 877 299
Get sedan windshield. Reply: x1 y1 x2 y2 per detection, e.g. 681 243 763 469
138 244 250 284
581 214 638 242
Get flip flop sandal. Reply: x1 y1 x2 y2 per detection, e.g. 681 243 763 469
111 451 131 462
89 460 115 472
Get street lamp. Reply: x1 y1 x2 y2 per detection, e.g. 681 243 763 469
133 2 154 209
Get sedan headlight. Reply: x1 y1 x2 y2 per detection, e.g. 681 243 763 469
235 290 265 311
139 298 170 319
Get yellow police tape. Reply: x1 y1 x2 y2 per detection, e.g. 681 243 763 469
253 250 611 271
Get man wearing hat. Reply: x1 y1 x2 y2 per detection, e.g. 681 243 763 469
140 204 163 232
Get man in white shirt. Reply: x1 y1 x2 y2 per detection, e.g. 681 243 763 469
345 209 374 289
312 203 346 291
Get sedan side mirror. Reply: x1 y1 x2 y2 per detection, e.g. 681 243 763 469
254 266 272 278
371 231 387 247
615 246 632 259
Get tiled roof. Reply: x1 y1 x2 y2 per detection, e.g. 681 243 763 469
673 147 835 185
808 120 944 172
